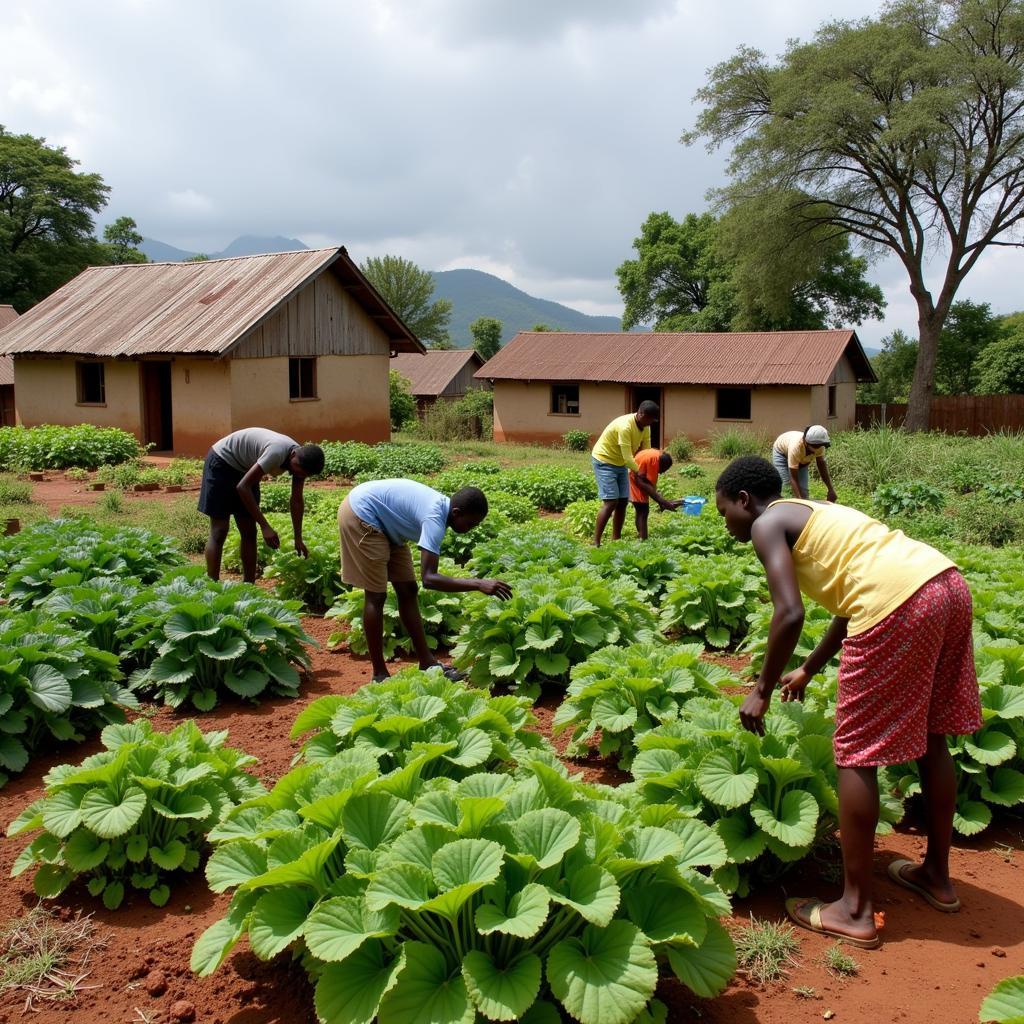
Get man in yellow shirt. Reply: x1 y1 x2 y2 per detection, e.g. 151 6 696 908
590 400 659 546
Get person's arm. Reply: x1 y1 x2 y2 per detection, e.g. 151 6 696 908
779 615 848 702
739 516 805 735
420 549 512 598
619 428 641 473
290 472 308 557
630 471 681 511
817 456 838 503
236 464 279 548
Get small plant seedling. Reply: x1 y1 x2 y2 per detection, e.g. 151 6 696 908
792 986 818 999
734 917 802 985
823 941 860 977
994 842 1014 864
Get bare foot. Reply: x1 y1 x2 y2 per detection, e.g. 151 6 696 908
790 898 878 942
895 862 958 906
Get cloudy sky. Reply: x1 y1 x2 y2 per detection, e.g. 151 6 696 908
3 0 1022 346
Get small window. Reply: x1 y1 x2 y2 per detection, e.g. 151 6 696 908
715 387 751 420
550 384 580 415
827 384 837 418
77 361 106 404
289 357 317 400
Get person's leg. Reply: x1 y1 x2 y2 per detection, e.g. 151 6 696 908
393 579 438 670
634 502 649 540
610 499 628 540
772 450 789 493
363 589 389 680
798 464 810 499
204 517 231 580
594 500 618 546
235 515 258 583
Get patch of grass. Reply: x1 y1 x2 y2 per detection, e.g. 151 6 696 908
823 942 860 977
734 917 802 985
98 490 124 515
0 906 105 1009
0 475 33 503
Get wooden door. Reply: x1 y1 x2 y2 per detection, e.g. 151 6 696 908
141 363 173 450
628 385 663 448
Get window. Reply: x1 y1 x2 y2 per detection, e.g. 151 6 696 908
550 384 580 415
827 384 837 418
289 357 317 400
715 387 751 420
76 361 106 404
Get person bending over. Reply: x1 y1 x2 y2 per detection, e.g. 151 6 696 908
715 455 981 948
591 400 659 546
629 448 683 540
199 427 324 583
338 479 512 682
771 425 837 502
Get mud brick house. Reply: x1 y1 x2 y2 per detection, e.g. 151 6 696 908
0 248 423 454
390 348 488 415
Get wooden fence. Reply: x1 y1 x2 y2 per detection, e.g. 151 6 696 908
855 394 1024 435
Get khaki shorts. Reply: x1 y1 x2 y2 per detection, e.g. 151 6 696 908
338 497 416 593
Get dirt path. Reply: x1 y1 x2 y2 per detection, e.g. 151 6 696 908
0 619 1021 1024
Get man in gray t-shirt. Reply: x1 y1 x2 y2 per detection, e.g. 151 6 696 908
198 428 325 583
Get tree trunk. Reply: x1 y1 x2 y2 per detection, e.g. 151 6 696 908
905 312 943 432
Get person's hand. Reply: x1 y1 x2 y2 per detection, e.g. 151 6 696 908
826 488 838 503
478 578 513 600
739 687 772 735
779 666 811 703
295 538 309 559
261 525 280 550
666 498 684 511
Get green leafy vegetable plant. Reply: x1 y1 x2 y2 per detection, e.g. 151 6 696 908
497 467 597 511
8 719 264 909
659 557 764 648
980 975 1024 1023
584 540 683 602
470 526 584 579
0 424 141 472
742 602 835 676
263 517 346 613
192 756 737 1022
563 429 591 451
553 643 731 768
872 481 946 518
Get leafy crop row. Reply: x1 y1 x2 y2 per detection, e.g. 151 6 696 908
0 424 141 471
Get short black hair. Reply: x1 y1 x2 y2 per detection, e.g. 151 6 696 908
294 444 325 475
715 456 782 500
638 400 660 418
658 451 673 470
451 486 488 518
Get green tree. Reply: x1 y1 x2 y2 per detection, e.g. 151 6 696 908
935 300 1005 395
102 216 147 264
360 255 452 347
616 209 883 332
0 125 110 310
686 0 1024 430
858 329 918 404
531 323 557 331
428 335 454 350
389 369 417 431
469 316 503 360
974 333 1024 394
185 253 211 262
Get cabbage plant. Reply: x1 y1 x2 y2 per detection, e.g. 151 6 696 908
553 642 731 768
291 669 556 773
8 719 264 909
192 755 736 1023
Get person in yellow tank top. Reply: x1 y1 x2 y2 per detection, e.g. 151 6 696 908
714 456 982 949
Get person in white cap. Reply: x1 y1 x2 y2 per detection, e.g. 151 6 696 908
771 425 837 502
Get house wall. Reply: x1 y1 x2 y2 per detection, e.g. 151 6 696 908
229 354 391 444
12 357 143 438
170 358 233 455
492 381 629 444
807 355 858 430
662 385 815 443
440 361 490 400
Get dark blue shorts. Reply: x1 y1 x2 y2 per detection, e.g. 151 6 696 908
197 449 260 520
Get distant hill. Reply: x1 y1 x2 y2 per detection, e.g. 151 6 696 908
431 269 622 346
139 235 310 263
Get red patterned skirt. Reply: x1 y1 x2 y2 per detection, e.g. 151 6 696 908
834 568 982 768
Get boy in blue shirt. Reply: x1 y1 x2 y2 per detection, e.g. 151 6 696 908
339 480 512 681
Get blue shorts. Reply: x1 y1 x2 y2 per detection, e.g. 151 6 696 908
592 456 630 501
772 449 809 497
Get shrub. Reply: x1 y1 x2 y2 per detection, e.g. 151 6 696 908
291 669 556 770
499 466 597 511
389 370 417 431
8 719 264 909
872 481 945 518
678 463 705 479
950 494 1024 547
0 425 141 471
125 574 313 710
709 428 766 459
418 389 494 441
193 757 737 1018
0 476 33 504
667 433 695 461
562 429 590 451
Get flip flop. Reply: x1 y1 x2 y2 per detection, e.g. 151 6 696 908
886 859 961 912
784 898 882 949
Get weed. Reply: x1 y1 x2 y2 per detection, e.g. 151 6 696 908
792 985 818 999
99 490 123 514
709 427 767 459
823 942 860 977
734 917 801 985
0 476 33 504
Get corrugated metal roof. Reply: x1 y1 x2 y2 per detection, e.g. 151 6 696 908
0 248 423 358
391 349 483 396
475 330 875 386
0 306 18 385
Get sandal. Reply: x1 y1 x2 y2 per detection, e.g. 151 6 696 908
886 859 960 912
784 897 882 949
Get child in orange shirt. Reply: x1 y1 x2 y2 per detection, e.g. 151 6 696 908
629 449 683 539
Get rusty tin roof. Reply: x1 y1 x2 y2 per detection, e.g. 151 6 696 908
0 306 18 385
391 349 484 396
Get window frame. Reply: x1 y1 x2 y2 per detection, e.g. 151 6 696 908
714 387 752 422
289 356 318 401
76 360 106 406
549 383 581 417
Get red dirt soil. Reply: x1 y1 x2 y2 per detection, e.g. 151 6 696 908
1 618 1021 1024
